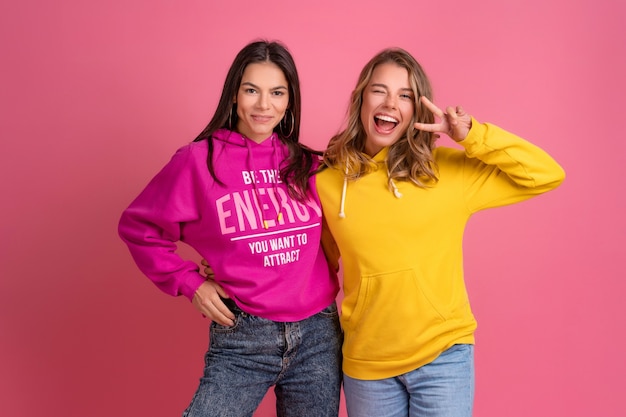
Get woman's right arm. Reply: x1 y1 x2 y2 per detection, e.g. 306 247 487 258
118 145 207 301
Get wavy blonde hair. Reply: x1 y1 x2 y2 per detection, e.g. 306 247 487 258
323 48 438 189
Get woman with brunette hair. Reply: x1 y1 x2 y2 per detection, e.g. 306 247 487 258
119 40 342 417
317 48 565 416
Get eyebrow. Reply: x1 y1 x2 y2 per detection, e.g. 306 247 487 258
241 81 288 91
370 83 413 93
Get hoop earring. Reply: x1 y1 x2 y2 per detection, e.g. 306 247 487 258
279 109 295 138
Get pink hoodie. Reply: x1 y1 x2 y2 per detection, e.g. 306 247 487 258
119 129 338 321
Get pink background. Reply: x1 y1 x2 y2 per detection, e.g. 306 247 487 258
1 0 624 416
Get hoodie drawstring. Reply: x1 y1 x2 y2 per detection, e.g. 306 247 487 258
390 178 403 198
271 136 284 224
338 166 348 219
244 134 283 229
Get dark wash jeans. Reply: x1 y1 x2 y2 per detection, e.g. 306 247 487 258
182 301 343 417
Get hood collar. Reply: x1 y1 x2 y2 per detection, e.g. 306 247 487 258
212 128 278 148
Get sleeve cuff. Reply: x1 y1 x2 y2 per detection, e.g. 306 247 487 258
180 272 206 301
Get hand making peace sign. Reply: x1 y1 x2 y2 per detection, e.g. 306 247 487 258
414 96 473 142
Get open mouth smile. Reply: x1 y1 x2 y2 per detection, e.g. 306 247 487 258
374 114 399 132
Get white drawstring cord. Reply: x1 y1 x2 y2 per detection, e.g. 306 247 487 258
391 179 403 198
338 166 348 218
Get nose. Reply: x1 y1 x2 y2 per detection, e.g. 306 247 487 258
257 93 270 110
384 94 397 109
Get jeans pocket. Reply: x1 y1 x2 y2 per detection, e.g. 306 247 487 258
210 312 245 334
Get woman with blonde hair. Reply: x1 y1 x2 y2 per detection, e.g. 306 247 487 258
317 47 565 417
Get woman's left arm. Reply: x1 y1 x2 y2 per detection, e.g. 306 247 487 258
415 97 565 207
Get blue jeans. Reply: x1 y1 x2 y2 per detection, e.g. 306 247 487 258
343 344 474 417
182 301 343 417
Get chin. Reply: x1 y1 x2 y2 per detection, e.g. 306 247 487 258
373 135 401 148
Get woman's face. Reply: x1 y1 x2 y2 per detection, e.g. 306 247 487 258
235 62 289 143
360 63 415 156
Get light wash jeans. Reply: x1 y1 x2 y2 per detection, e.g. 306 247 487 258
343 344 474 417
182 301 343 417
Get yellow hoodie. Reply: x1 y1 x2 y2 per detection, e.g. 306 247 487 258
316 120 565 380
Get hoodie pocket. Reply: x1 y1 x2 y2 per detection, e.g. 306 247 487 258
343 268 449 362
